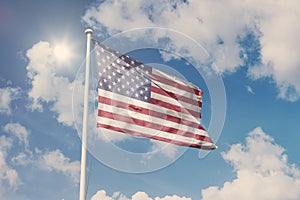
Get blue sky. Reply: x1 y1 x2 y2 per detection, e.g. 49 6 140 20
1 0 300 199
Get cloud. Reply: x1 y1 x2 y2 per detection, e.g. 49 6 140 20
1 122 80 185
38 149 80 183
90 189 192 200
82 0 300 101
201 127 300 200
0 86 20 115
3 123 29 150
25 41 84 127
246 85 254 94
0 135 21 194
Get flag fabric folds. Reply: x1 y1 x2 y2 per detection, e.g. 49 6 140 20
94 40 217 150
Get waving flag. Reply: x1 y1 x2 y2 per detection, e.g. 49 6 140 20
94 40 217 150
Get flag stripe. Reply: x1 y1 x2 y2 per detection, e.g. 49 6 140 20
97 116 214 146
97 109 212 142
151 79 201 102
150 97 200 119
98 123 214 150
98 95 206 131
98 88 200 123
98 102 208 137
152 69 201 96
151 85 202 107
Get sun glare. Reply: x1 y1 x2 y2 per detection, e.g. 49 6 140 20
54 44 72 64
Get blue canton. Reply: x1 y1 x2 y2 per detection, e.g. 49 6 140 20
95 42 152 102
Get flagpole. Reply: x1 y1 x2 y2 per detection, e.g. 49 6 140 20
79 28 93 200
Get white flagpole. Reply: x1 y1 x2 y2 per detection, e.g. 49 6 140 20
79 28 93 200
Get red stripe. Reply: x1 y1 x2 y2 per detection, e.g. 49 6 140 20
97 123 214 150
98 96 205 131
98 109 212 142
152 73 201 96
150 98 200 119
151 86 202 107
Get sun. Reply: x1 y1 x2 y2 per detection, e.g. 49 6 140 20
53 44 72 64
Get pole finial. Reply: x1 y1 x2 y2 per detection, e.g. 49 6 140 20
85 28 93 35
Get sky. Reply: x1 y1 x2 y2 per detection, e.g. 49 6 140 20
0 0 300 199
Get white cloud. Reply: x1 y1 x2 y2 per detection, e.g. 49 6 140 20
38 149 80 183
0 86 20 115
0 135 21 193
3 123 29 150
246 85 254 94
82 0 300 101
25 41 84 126
90 189 192 200
201 127 300 200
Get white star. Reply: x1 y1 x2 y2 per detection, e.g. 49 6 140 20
121 84 125 88
144 96 148 100
102 58 106 63
112 72 116 76
103 79 107 83
97 62 101 66
140 90 144 94
131 78 135 82
96 51 100 56
108 75 111 80
106 55 110 60
116 59 120 64
112 82 116 86
125 63 130 67
112 63 116 67
108 84 112 89
130 88 134 92
135 93 139 97
126 90 130 95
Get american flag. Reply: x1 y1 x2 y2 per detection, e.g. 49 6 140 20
94 40 217 150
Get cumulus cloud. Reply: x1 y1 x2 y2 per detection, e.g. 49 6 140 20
90 189 192 200
0 86 20 115
38 149 80 183
1 122 80 185
201 127 300 200
82 0 300 101
0 135 21 194
3 123 30 150
25 41 84 126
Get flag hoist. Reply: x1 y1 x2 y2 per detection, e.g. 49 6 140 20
79 28 93 200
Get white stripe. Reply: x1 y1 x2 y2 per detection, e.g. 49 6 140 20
98 89 200 123
97 116 211 146
98 103 208 137
153 69 199 90
151 89 201 113
151 79 201 103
